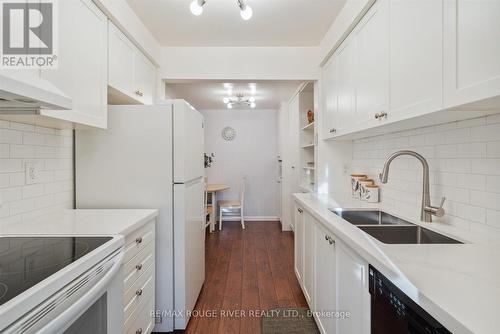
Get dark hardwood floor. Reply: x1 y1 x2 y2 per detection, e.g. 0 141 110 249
183 221 308 334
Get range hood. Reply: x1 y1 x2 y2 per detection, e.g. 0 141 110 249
0 73 72 113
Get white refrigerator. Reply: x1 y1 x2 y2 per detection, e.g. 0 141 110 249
75 100 205 332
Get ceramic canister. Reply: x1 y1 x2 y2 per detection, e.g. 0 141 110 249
358 179 374 201
351 174 367 199
364 185 379 203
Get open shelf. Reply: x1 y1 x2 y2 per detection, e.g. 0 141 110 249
303 166 315 170
301 143 314 149
301 122 314 131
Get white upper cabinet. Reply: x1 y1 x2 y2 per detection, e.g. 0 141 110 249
41 0 108 128
444 0 500 108
313 222 336 334
353 0 389 128
336 38 357 133
108 22 156 105
108 23 135 99
323 55 338 136
389 0 443 120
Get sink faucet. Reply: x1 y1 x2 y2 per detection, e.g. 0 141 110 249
379 150 445 222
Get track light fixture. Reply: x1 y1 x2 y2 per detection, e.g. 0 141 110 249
190 0 253 20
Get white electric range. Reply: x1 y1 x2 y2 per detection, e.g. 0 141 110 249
0 235 124 334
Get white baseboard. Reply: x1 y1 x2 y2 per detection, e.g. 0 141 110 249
218 216 280 222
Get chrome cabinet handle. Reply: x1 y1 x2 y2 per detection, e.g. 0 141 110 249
136 289 143 296
298 208 303 214
375 111 388 119
136 328 143 334
135 236 143 244
328 237 335 245
135 263 143 271
329 128 337 133
135 90 144 97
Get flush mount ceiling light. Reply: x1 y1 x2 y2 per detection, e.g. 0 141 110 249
190 0 253 20
223 93 256 109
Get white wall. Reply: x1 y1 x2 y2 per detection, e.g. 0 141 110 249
161 47 320 81
202 109 279 219
0 120 74 224
350 115 500 237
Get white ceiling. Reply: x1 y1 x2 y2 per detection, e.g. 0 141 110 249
126 0 346 47
165 80 303 110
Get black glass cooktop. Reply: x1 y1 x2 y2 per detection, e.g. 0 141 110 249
0 236 111 306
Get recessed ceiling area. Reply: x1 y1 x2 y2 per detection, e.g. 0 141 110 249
165 80 303 110
126 0 346 47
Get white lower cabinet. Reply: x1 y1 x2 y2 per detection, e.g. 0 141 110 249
303 211 315 304
313 221 336 334
294 205 305 282
336 239 370 334
122 219 156 334
294 201 370 334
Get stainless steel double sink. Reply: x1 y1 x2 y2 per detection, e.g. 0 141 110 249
330 209 462 244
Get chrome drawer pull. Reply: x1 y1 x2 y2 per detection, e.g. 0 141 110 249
136 289 143 296
136 328 143 334
136 264 143 271
135 236 143 244
135 90 144 97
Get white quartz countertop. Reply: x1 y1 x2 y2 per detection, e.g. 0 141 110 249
293 192 500 334
0 209 159 236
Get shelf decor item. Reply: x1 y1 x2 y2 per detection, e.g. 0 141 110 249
351 174 367 199
307 110 314 124
359 179 374 201
364 185 379 203
221 126 237 141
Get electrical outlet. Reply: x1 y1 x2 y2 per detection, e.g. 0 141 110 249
25 161 40 185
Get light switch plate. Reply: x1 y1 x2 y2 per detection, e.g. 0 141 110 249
25 161 41 185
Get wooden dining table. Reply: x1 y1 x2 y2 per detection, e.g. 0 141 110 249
206 184 230 232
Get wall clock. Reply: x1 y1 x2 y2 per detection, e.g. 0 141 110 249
221 126 236 141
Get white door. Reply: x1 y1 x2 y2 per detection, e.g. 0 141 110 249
389 0 443 119
336 240 370 334
353 0 389 128
288 94 301 229
444 0 500 108
41 0 107 128
313 222 336 334
294 205 304 283
173 101 205 183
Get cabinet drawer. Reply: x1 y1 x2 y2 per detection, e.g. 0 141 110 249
124 242 155 292
124 221 155 263
126 297 155 334
124 263 154 321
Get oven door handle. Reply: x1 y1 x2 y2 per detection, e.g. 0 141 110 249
37 251 124 334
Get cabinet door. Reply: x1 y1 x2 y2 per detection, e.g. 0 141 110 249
336 240 370 334
41 0 107 128
444 0 500 107
108 22 135 97
313 222 336 334
134 53 156 105
288 95 301 228
323 54 339 138
294 205 304 283
302 212 315 304
353 0 389 127
390 0 443 119
336 38 357 133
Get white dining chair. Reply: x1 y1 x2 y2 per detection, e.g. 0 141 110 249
218 177 246 230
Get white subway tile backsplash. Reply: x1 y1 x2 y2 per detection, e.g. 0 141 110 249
352 114 500 231
0 120 74 223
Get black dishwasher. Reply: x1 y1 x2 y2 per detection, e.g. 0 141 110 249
369 265 452 334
